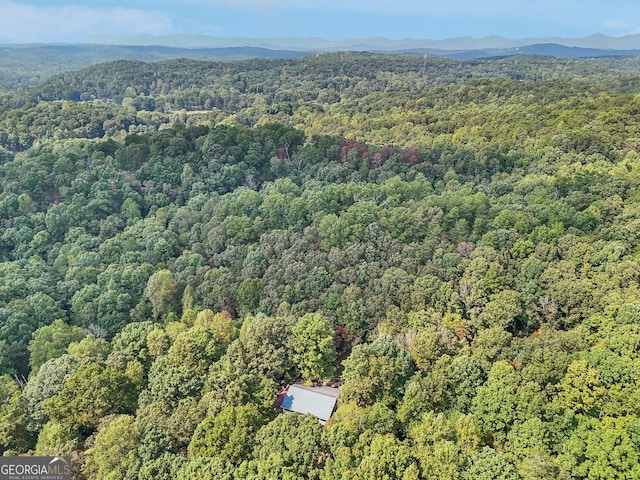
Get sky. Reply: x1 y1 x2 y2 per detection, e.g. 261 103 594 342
0 0 639 44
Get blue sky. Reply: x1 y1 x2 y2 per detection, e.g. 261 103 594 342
0 0 639 43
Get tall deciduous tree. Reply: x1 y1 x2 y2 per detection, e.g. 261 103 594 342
0 375 31 454
28 319 84 371
44 364 137 435
341 334 413 407
145 269 178 320
188 404 266 464
82 415 141 480
291 313 337 383
241 413 326 480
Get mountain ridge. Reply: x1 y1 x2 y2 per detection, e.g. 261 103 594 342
1 41 639 88
83 33 640 51
397 43 640 60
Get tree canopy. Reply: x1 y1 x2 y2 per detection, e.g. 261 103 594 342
2 51 640 478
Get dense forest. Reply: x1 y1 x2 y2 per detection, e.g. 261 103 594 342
2 52 640 479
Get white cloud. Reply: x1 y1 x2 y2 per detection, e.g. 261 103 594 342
205 0 576 15
0 1 173 43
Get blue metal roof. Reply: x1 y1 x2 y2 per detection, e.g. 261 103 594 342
280 384 339 422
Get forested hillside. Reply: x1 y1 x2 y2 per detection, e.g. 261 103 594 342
0 45 307 88
2 52 640 479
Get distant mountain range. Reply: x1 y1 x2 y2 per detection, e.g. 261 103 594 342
400 43 640 60
0 44 305 66
0 45 306 86
1 35 640 87
85 33 640 52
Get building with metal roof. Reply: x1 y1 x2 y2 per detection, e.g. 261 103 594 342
279 384 340 424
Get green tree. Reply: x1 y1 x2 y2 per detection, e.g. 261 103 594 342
67 335 111 362
136 397 204 456
111 320 157 367
409 411 463 479
83 415 141 480
341 334 413 407
146 327 171 358
195 309 238 345
463 447 520 480
448 355 486 413
34 421 79 456
291 313 337 383
397 370 450 425
557 416 640 480
28 319 84 371
145 269 178 320
472 360 521 447
142 356 204 408
0 375 31 454
212 314 296 384
22 354 79 433
407 323 458 372
188 404 267 464
138 453 185 480
176 457 234 480
555 360 607 417
44 364 137 435
477 290 522 330
204 372 278 417
353 433 417 480
168 325 225 376
506 417 558 480
0 293 67 374
236 278 262 315
241 413 326 480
